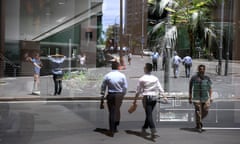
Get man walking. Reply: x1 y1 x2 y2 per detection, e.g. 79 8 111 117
100 61 128 137
172 52 182 78
189 64 213 133
151 51 159 71
182 55 192 78
132 63 168 139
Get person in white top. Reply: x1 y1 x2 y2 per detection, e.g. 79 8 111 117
78 53 86 70
182 55 192 78
172 51 182 78
127 52 132 65
133 63 168 139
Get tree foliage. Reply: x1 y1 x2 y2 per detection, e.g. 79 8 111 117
147 0 217 56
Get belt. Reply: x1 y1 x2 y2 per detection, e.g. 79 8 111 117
108 92 122 95
144 95 157 98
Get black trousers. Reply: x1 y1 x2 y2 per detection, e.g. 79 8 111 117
106 94 124 132
142 96 157 131
152 59 158 71
53 74 63 95
184 63 192 78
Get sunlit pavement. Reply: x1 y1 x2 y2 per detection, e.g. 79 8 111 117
0 55 240 100
1 56 240 143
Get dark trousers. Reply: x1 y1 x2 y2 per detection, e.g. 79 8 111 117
142 96 157 131
53 74 63 95
162 58 166 70
152 59 158 71
184 63 192 78
106 94 124 132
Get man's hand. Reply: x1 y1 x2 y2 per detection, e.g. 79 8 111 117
163 97 168 103
210 98 213 103
100 101 104 109
100 96 104 109
189 97 192 104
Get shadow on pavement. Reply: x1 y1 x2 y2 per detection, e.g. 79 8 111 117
94 128 114 137
180 127 206 133
125 130 159 142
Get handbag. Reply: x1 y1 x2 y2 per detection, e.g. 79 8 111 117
128 103 137 114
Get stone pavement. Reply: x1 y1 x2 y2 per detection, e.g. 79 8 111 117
0 55 240 100
0 55 240 144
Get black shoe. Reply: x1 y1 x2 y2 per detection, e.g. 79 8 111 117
114 128 118 133
141 128 149 136
197 128 202 133
151 133 156 139
196 123 203 133
107 131 114 137
151 128 157 138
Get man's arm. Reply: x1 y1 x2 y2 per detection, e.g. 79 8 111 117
122 75 128 95
133 81 141 105
189 79 193 104
209 88 213 103
100 78 106 109
157 80 168 101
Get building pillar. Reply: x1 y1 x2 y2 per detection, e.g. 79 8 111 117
233 0 240 60
0 0 6 77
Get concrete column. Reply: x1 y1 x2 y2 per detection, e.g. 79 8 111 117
233 0 240 60
0 0 6 77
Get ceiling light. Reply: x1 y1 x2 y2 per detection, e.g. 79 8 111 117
58 0 66 5
58 2 65 5
56 17 66 23
45 12 51 16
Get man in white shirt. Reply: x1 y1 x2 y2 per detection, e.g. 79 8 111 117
182 56 192 78
133 63 168 139
172 52 182 78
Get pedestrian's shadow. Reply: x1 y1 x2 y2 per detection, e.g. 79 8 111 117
94 128 113 137
180 127 206 133
125 130 159 142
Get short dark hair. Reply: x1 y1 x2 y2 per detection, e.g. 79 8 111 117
145 63 153 72
111 61 119 70
198 64 205 70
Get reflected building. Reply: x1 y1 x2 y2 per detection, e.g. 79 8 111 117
125 0 147 55
0 0 103 76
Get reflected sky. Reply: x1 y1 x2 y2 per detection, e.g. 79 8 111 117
102 0 121 32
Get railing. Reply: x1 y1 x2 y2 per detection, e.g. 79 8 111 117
0 53 20 77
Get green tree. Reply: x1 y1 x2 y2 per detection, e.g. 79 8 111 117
148 0 217 56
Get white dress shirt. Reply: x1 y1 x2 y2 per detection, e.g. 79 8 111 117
136 74 164 96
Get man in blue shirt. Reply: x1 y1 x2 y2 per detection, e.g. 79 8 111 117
48 54 66 96
151 51 159 71
100 61 128 137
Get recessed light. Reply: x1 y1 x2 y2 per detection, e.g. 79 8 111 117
46 12 51 16
58 2 65 5
56 17 66 23
58 0 65 5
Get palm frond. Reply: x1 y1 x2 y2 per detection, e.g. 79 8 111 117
165 7 176 13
